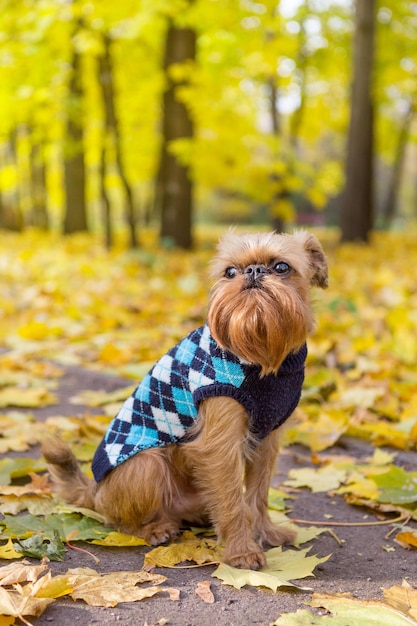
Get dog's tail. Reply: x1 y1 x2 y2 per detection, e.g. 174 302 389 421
42 436 96 510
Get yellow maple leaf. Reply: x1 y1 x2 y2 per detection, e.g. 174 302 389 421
144 531 222 568
213 547 330 592
282 408 348 452
0 539 23 560
0 388 56 409
91 531 148 547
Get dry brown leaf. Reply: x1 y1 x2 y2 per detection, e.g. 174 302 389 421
395 532 417 549
0 494 56 517
195 580 215 603
0 485 51 497
65 568 166 607
0 560 49 586
0 586 54 623
383 580 417 620
164 587 180 601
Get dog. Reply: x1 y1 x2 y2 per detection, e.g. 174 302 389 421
42 230 328 570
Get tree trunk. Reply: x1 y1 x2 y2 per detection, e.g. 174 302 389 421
63 27 87 234
30 136 49 229
156 23 196 249
268 78 285 234
98 33 137 248
340 0 376 242
381 100 415 228
269 2 309 233
0 132 23 231
100 141 112 249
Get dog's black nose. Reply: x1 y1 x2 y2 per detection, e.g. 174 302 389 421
244 264 268 283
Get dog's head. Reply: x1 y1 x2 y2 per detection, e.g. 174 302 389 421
208 230 328 375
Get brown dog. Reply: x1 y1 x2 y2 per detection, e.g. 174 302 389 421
42 230 328 570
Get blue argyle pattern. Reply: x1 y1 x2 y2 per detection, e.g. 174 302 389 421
92 325 247 481
92 324 307 482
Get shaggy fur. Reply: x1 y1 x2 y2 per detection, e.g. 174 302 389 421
42 230 328 571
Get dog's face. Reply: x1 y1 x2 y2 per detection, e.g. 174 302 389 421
208 230 328 375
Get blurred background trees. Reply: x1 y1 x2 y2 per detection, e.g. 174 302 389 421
340 0 375 242
0 0 415 248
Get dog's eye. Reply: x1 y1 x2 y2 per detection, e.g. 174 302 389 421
274 261 291 275
225 267 237 279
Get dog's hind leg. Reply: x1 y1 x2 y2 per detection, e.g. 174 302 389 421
93 447 184 544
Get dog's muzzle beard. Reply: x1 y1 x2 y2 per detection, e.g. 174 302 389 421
208 276 310 375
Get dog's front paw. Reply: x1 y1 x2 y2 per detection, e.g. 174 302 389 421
225 547 266 570
140 520 179 546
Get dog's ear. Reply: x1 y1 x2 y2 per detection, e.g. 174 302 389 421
294 231 328 289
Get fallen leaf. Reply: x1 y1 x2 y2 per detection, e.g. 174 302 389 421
268 487 294 511
164 587 180 601
91 531 148 547
144 531 222 568
0 586 54 622
335 477 380 501
14 530 66 562
54 504 107 523
0 560 49 586
0 387 56 409
0 495 56 517
195 581 215 603
0 539 23 560
395 531 417 549
343 494 417 521
0 458 46 486
267 511 323 547
314 592 417 625
383 580 417 620
212 547 330 592
2 512 113 544
335 386 386 409
69 386 136 407
64 568 166 607
285 465 348 493
370 449 397 466
1 512 115 561
272 592 417 625
25 571 72 601
373 466 417 505
283 408 348 452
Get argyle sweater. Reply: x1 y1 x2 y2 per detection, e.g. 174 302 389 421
92 324 307 482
